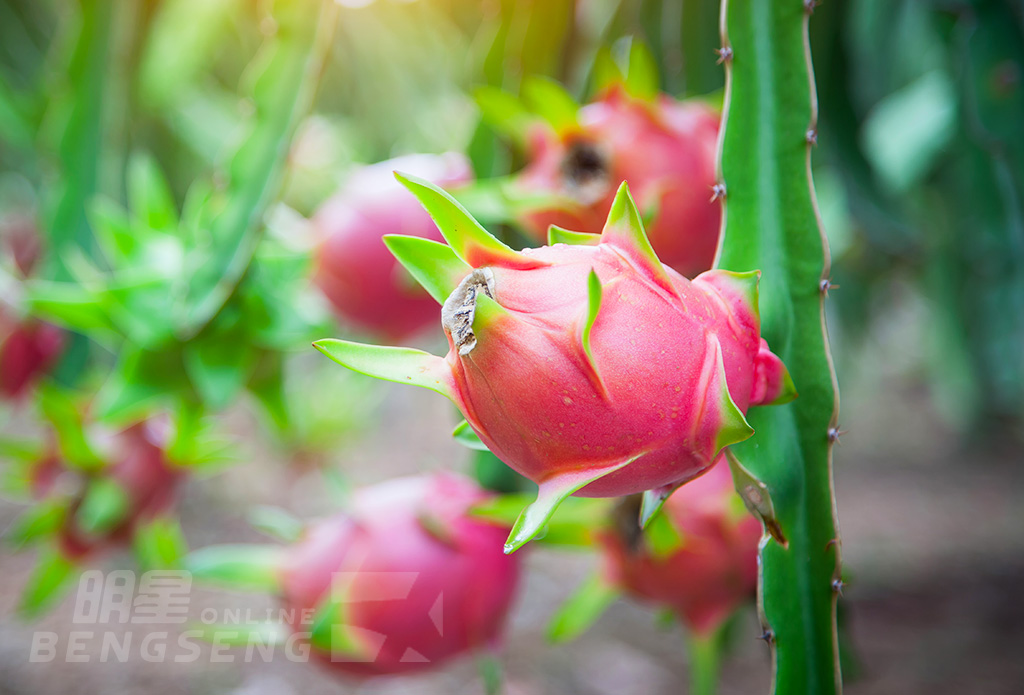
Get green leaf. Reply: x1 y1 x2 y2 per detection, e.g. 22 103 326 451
522 75 579 133
644 506 685 559
183 332 257 411
27 281 115 338
76 478 130 536
625 39 660 101
394 173 543 270
313 339 454 400
127 153 179 233
93 348 183 424
249 506 304 543
37 385 103 471
185 544 283 593
452 419 489 451
383 235 471 304
591 45 625 96
88 197 137 262
19 547 77 619
547 572 621 643
133 517 189 570
6 500 67 550
599 183 678 298
474 86 534 147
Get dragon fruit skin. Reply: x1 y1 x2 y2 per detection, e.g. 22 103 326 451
600 461 761 636
0 319 64 400
313 178 794 552
277 473 520 677
514 87 721 277
312 153 474 341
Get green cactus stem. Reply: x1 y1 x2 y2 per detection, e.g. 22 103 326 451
716 2 842 694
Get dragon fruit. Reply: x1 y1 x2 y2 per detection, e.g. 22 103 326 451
56 421 184 561
513 86 721 277
599 460 761 635
190 473 520 677
312 153 474 341
314 177 794 553
0 318 64 400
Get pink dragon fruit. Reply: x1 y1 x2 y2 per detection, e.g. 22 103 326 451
513 85 721 277
189 473 520 678
312 153 474 341
56 421 184 562
279 473 520 676
0 318 64 400
314 177 794 553
599 460 761 635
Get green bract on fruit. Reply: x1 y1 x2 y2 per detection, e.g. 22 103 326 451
314 177 795 553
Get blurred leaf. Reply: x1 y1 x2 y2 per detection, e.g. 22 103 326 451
470 493 610 547
474 86 534 147
127 153 178 234
625 38 659 101
522 75 579 133
93 347 183 424
249 505 304 543
37 385 104 471
75 477 130 535
861 70 957 192
547 572 620 643
134 517 189 570
183 328 257 411
186 544 283 593
18 546 77 619
6 499 67 550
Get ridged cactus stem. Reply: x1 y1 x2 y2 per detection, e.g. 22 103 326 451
716 2 842 694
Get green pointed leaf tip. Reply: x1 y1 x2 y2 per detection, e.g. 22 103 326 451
547 572 621 643
382 235 471 304
313 339 454 400
548 225 601 246
504 456 638 554
393 172 542 270
705 336 754 454
600 183 678 297
19 549 77 619
76 478 131 535
639 484 676 529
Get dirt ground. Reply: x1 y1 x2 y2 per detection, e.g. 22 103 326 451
2 307 1023 694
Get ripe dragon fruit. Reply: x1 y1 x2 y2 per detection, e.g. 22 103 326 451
55 421 184 561
599 460 761 636
314 177 794 554
513 86 721 277
0 318 64 400
312 153 474 341
190 473 521 677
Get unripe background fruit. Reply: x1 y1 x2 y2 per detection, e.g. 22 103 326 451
312 153 474 341
0 319 64 400
514 88 721 277
278 473 520 676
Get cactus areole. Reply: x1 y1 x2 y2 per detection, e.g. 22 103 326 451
278 473 520 677
314 177 795 553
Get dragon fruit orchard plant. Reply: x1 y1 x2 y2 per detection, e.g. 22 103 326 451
314 176 795 553
313 153 474 341
188 473 521 678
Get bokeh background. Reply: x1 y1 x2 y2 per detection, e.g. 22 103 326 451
2 0 1023 693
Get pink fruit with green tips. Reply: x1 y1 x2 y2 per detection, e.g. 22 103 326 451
514 86 721 278
312 153 473 341
279 473 519 676
600 460 761 635
314 177 794 553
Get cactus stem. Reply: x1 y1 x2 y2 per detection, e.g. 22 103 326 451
715 47 734 64
758 629 776 645
831 578 845 596
805 129 818 146
818 278 839 294
803 0 819 14
710 183 727 202
827 427 847 444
